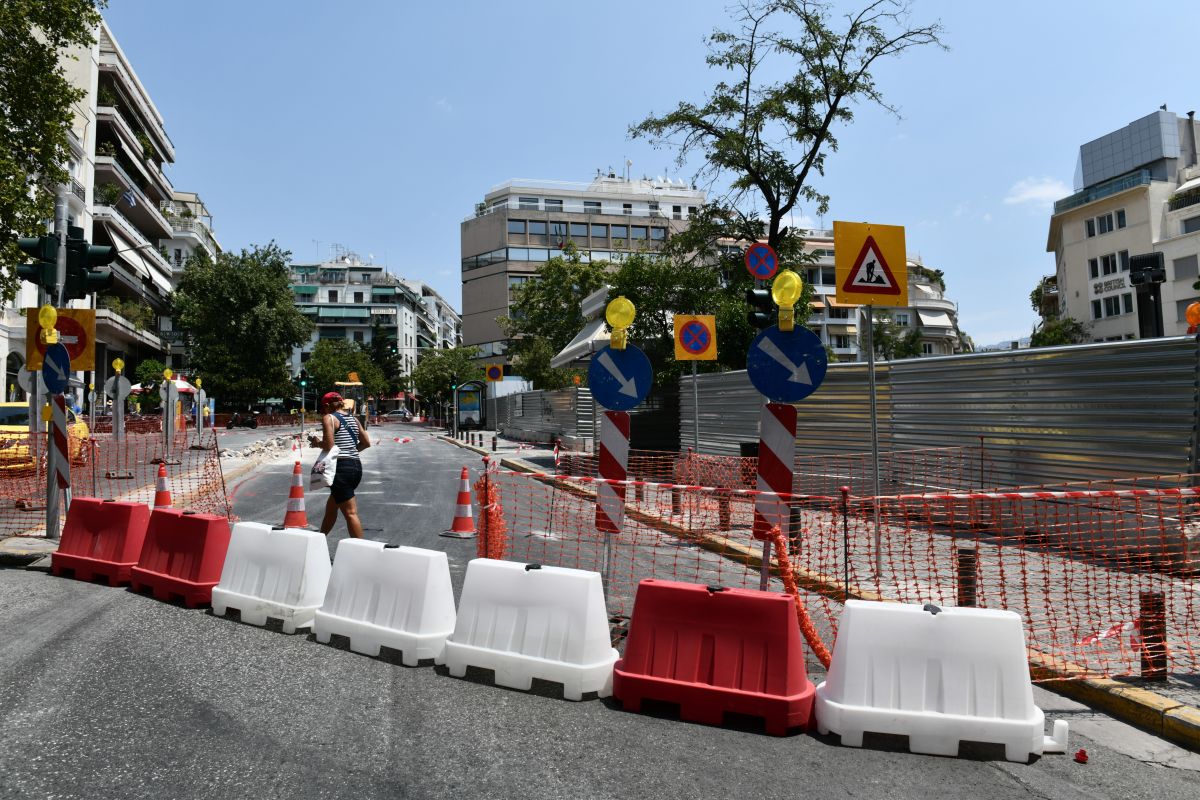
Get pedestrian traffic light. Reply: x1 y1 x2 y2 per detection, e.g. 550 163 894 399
15 234 58 292
745 287 774 329
299 369 308 387
63 226 114 300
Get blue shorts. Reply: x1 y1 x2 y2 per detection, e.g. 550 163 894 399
331 458 362 504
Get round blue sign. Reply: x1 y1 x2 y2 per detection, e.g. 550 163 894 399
744 243 779 280
41 342 72 395
588 344 652 411
745 326 828 403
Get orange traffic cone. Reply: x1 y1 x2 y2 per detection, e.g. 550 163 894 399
283 461 309 528
154 463 172 507
440 466 476 538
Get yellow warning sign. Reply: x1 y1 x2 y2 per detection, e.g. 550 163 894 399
833 221 908 307
673 314 717 361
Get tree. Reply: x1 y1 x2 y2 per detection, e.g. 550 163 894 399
131 357 165 412
170 244 314 405
630 0 943 253
362 316 404 394
1030 317 1089 348
305 338 385 398
409 346 482 409
1 1 104 301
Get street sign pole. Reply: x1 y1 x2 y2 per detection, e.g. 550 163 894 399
691 361 699 452
864 305 882 576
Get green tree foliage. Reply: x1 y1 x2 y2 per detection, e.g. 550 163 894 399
362 316 404 394
170 244 314 404
0 0 104 301
1030 317 1089 348
131 357 165 411
859 310 921 360
409 346 482 407
630 0 943 253
305 338 386 398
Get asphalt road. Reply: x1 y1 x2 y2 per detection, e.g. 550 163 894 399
2 426 1198 799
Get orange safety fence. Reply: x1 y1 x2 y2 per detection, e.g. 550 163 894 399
558 444 996 497
479 464 1200 682
0 429 231 539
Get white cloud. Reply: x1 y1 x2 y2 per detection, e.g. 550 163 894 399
1004 177 1070 208
782 212 816 230
434 97 453 113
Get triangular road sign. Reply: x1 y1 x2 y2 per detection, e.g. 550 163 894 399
841 236 901 295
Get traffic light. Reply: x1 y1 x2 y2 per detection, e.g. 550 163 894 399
16 234 58 292
63 226 114 300
1129 252 1166 286
299 369 308 388
745 287 774 329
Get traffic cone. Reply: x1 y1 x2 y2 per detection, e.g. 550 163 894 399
440 466 476 538
154 463 172 507
283 461 309 528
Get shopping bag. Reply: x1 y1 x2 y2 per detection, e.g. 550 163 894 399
310 445 340 490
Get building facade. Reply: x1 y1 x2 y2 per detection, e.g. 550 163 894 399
460 173 707 358
1046 109 1200 341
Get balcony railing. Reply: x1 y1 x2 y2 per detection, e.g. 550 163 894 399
96 105 173 200
1053 169 1152 214
1168 189 1200 213
70 177 85 201
94 155 173 238
166 216 220 255
91 204 173 279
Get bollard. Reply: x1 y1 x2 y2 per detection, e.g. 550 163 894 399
718 493 731 530
1139 591 1167 681
492 435 497 452
671 487 682 516
956 547 978 607
788 503 802 556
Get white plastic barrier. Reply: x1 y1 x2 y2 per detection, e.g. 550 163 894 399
815 600 1069 763
211 522 332 634
437 559 618 700
314 540 456 664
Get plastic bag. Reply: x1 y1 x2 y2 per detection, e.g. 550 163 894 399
310 445 340 490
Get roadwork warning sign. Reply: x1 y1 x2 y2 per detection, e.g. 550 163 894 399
833 221 907 307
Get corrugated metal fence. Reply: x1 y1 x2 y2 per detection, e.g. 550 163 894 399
682 336 1200 487
493 388 595 446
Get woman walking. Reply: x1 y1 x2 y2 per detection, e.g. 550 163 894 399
308 391 371 538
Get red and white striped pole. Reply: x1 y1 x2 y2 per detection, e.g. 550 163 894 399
595 411 629 590
45 393 71 540
754 402 795 589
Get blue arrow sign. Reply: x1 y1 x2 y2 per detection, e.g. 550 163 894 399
746 326 828 403
42 342 71 395
588 344 652 411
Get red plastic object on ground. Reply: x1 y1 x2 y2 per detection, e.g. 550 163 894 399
613 579 816 735
1074 748 1089 764
51 497 150 586
130 508 232 607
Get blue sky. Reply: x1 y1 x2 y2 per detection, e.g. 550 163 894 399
103 0 1199 346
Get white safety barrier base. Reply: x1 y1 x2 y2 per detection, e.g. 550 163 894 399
211 522 332 634
437 559 618 700
815 600 1069 763
314 540 456 664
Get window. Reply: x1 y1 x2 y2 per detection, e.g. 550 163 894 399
353 291 364 303
584 200 601 215
569 222 588 238
508 247 529 261
687 206 697 216
832 334 850 349
328 290 338 303
508 275 529 301
507 219 526 235
829 307 850 320
544 198 563 212
528 221 547 235
361 273 371 282
630 225 648 240
822 268 836 285
549 222 567 238
1104 296 1120 317
894 312 910 326
622 203 632 215
1097 213 1114 235
1174 254 1199 280
527 248 549 261
672 205 682 220
518 197 538 210
611 224 628 240
1117 209 1127 229
353 330 364 343
1122 293 1133 314
1101 254 1117 276
1176 296 1200 322
173 248 182 268
1184 216 1200 235
922 343 935 355
650 227 666 241
1086 219 1096 238
590 223 607 238
648 201 661 217
1088 258 1099 279
1092 299 1102 320
1120 250 1130 271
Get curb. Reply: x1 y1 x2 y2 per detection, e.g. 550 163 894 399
466 444 1200 754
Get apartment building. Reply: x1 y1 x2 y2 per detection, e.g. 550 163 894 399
1046 108 1200 340
460 173 706 358
402 280 462 350
159 191 221 369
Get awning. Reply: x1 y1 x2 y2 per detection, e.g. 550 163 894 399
918 310 954 328
825 298 858 308
1175 176 1200 195
292 284 318 292
808 299 825 308
371 286 397 295
318 307 370 319
550 318 610 368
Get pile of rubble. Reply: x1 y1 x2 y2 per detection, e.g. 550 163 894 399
219 434 297 460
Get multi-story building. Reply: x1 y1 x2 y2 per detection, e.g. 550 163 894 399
1046 108 1200 341
158 191 221 369
460 173 707 358
288 251 462 392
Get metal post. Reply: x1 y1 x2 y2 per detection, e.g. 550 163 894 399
864 305 882 576
1139 591 1168 681
759 537 771 591
956 547 978 607
45 400 59 540
840 486 851 602
691 360 699 453
53 184 68 305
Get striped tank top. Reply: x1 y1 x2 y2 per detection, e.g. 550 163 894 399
331 412 361 459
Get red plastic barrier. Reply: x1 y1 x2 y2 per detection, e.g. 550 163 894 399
51 497 151 586
613 579 816 735
130 508 232 607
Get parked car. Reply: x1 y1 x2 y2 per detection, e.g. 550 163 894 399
0 401 90 471
384 409 413 420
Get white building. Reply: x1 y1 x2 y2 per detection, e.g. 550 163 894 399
1046 108 1200 340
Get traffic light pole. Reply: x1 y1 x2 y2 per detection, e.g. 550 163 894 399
53 183 69 306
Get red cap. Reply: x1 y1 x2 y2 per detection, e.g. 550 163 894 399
322 392 343 406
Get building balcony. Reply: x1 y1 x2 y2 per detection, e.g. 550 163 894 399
1053 169 1152 215
95 308 165 353
96 106 173 201
1168 189 1200 213
165 216 220 257
910 295 957 313
91 205 174 285
97 36 175 163
94 156 173 240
